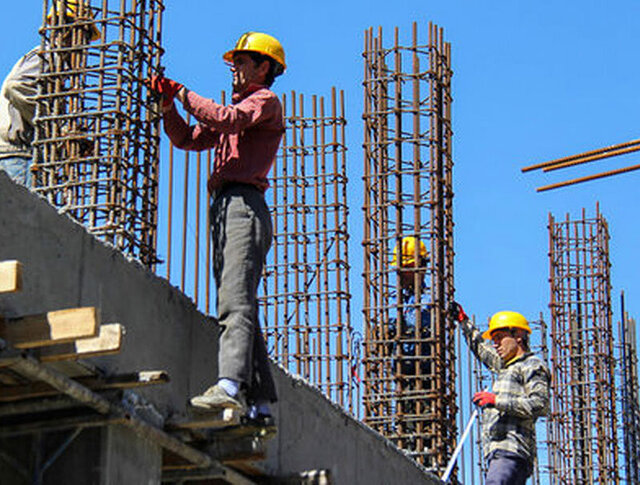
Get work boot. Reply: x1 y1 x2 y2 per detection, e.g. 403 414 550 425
189 384 247 413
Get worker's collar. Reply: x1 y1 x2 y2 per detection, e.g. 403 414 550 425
504 351 531 367
232 83 266 103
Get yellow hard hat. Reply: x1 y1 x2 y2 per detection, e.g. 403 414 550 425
223 32 286 72
391 236 428 267
47 0 101 42
482 311 532 339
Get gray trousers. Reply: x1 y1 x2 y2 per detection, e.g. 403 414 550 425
211 183 277 403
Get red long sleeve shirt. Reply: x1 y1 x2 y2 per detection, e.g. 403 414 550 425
163 85 284 193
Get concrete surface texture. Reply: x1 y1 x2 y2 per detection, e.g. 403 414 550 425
0 172 442 484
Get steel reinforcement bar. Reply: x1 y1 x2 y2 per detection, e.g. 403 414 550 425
33 0 164 267
361 21 455 471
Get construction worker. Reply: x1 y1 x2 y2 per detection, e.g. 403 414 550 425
389 236 432 380
449 303 550 485
148 32 285 427
388 236 433 449
0 0 100 186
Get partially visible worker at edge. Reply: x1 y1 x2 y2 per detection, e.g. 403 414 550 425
449 303 550 485
147 32 285 428
0 0 100 186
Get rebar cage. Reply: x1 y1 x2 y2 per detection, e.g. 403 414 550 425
259 89 354 412
33 0 164 266
547 206 621 484
618 307 640 484
361 22 455 470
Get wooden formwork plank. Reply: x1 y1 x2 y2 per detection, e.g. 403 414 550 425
0 307 99 348
0 261 22 294
0 370 169 402
169 407 241 430
35 323 123 362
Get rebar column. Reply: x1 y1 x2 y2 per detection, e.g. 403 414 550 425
361 22 455 470
547 205 621 484
33 0 164 267
619 296 640 485
259 89 353 412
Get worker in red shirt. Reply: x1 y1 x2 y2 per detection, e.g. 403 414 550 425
148 32 286 427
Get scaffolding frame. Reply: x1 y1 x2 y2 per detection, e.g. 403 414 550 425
361 21 455 470
33 0 164 267
260 89 353 412
546 205 621 483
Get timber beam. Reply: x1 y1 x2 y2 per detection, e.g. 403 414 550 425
0 261 22 294
0 307 99 349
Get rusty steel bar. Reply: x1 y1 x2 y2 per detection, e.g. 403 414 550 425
259 89 353 412
157 86 353 411
619 298 640 484
180 116 190 292
194 150 201 306
361 21 456 471
541 143 640 172
546 205 621 483
33 0 164 267
522 138 640 173
537 162 640 192
166 141 174 280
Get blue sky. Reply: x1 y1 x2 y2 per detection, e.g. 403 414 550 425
4 0 639 332
3 1 639 479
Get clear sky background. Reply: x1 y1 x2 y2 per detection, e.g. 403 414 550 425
4 1 639 335
2 0 639 480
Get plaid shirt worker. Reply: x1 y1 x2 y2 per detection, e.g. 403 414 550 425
460 317 550 464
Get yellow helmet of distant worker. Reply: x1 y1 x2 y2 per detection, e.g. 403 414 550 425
391 236 428 267
223 32 286 74
482 311 532 339
46 0 101 42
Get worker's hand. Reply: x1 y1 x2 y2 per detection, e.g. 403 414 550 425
146 75 184 108
448 301 468 323
472 390 496 407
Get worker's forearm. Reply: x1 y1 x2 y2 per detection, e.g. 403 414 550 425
460 317 502 371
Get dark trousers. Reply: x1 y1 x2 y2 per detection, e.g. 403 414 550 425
485 450 532 485
211 184 277 403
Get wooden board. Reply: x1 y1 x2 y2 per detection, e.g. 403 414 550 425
35 323 123 362
0 261 22 294
0 307 99 348
0 370 169 402
170 407 241 430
